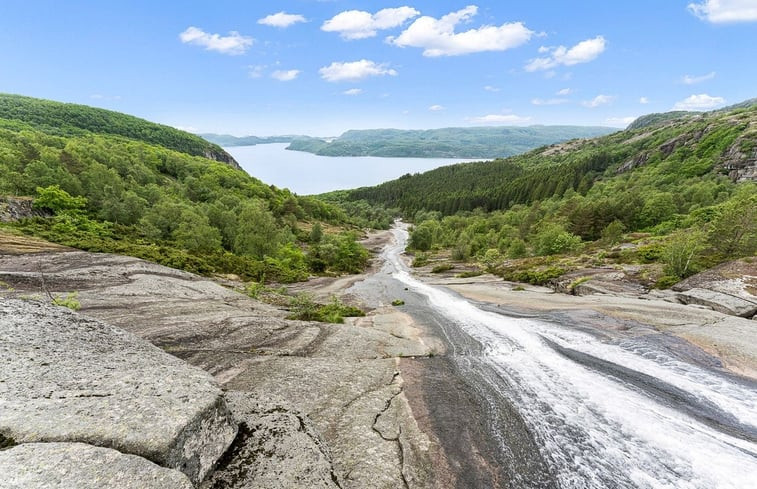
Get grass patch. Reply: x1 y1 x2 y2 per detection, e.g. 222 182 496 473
391 299 405 306
51 291 81 311
287 294 364 324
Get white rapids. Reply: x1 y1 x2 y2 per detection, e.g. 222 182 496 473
385 226 757 489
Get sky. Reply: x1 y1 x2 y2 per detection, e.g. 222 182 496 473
1 0 756 136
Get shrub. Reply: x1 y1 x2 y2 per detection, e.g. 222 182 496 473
456 270 483 278
287 294 364 323
431 263 454 273
503 266 566 285
411 252 429 267
34 185 87 212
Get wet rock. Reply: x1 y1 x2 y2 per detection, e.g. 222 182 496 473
676 288 757 318
0 442 193 489
0 299 237 484
201 392 340 489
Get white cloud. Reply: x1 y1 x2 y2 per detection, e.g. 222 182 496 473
672 93 726 110
483 85 501 92
319 59 397 82
531 98 569 106
525 36 606 71
271 69 300 81
248 65 266 78
682 71 716 84
688 0 757 23
258 12 307 28
173 125 199 133
179 26 253 55
387 5 533 57
639 96 650 104
581 94 615 108
467 114 532 124
429 104 445 111
322 7 419 40
557 88 572 95
605 116 637 127
343 88 363 95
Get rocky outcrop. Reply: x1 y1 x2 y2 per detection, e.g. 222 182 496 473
721 135 757 182
0 299 237 485
675 288 757 318
204 148 242 171
0 196 51 222
0 443 193 489
673 259 757 319
551 268 647 297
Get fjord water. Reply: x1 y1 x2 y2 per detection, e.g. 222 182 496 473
362 226 757 488
226 143 483 195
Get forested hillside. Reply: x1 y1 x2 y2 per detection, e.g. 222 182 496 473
0 97 372 283
0 94 238 167
286 126 616 158
333 102 757 287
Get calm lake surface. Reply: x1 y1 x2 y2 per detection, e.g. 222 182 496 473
226 143 485 195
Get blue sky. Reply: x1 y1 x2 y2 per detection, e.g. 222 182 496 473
1 1 756 136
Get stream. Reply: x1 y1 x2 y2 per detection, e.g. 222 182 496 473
348 225 757 489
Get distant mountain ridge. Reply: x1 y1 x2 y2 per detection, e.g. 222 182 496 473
202 126 618 159
0 93 240 169
285 126 617 158
199 134 297 147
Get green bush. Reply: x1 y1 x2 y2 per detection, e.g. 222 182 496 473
34 185 87 212
503 266 566 285
287 294 364 323
431 263 454 273
411 252 429 267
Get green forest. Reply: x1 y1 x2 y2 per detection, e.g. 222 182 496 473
0 94 236 166
334 102 757 287
0 95 370 283
286 126 616 158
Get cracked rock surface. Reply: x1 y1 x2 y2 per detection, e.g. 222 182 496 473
0 299 237 485
201 392 341 489
0 249 435 488
0 442 193 489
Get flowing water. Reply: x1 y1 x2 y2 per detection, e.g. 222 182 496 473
353 225 757 488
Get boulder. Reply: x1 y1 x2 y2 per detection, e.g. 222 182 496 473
676 288 757 318
0 299 237 484
0 442 193 489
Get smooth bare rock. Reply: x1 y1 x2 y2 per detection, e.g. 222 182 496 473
0 299 237 484
202 392 340 489
0 250 435 488
0 442 193 489
676 287 757 318
673 260 757 311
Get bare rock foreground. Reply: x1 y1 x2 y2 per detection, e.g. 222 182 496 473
0 250 433 488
